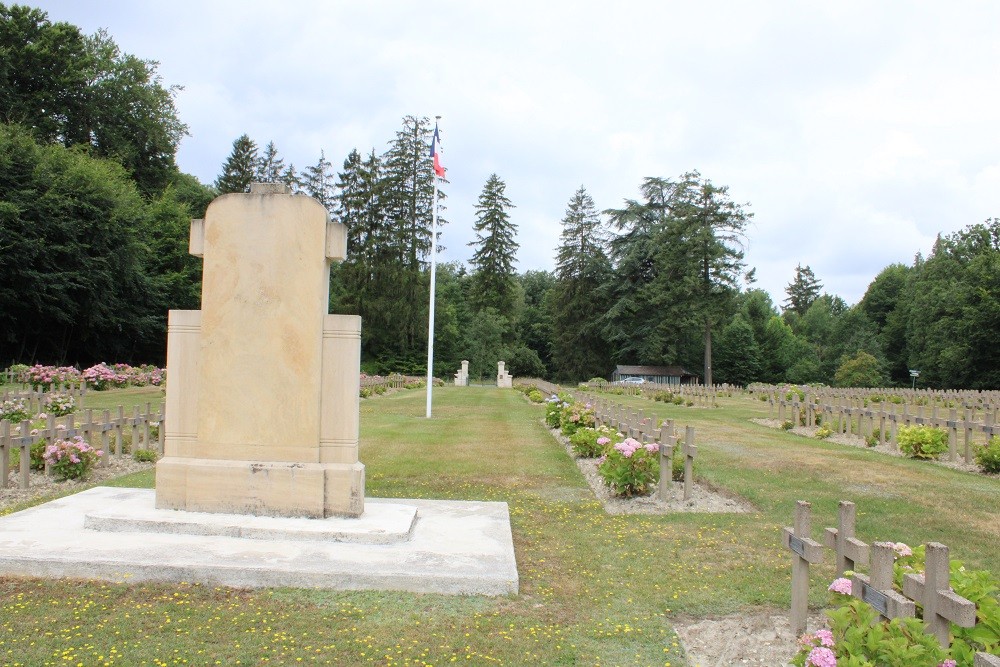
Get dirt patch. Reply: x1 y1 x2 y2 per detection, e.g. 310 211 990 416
672 609 824 666
550 427 753 515
1 455 154 512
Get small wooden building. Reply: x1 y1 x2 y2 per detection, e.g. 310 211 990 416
612 365 700 386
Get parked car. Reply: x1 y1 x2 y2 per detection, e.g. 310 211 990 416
616 377 646 385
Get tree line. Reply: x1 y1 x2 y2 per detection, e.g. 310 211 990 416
2 4 999 389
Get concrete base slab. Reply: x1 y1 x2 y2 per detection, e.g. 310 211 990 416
0 487 518 596
85 498 417 544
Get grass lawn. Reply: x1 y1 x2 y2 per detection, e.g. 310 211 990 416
1 385 998 666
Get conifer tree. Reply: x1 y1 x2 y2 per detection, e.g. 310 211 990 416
214 134 258 194
550 186 612 381
783 264 822 315
468 174 518 315
256 140 286 183
301 150 335 215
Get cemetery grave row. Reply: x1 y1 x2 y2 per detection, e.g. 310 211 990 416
764 387 1000 468
1 403 163 491
527 379 700 504
784 500 1000 666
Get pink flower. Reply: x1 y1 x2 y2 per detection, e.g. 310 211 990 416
814 629 834 647
893 542 913 558
644 442 659 453
828 578 852 596
597 437 610 446
805 646 836 667
938 660 957 667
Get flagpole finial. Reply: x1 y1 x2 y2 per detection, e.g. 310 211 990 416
435 115 441 121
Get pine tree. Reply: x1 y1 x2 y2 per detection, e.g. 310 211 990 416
301 150 335 214
214 134 258 194
256 140 286 183
550 186 612 381
783 264 822 315
468 174 518 315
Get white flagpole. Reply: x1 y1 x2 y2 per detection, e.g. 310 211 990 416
425 117 441 419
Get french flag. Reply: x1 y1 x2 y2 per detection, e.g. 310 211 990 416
430 123 445 178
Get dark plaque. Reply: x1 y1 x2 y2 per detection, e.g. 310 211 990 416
861 581 889 616
788 534 805 557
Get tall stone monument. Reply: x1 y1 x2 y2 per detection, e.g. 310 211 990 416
156 183 365 518
497 361 513 388
454 360 469 386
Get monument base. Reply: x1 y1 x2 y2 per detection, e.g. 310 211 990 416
155 457 365 518
0 487 519 595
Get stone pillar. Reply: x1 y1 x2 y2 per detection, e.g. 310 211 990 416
156 183 365 518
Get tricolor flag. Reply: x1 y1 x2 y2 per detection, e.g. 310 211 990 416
430 123 445 178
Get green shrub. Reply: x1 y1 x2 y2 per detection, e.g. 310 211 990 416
570 426 619 458
815 425 833 439
527 390 544 403
133 448 158 463
560 401 596 436
598 438 660 497
30 439 47 470
975 436 1000 474
544 396 563 428
866 428 883 447
897 425 948 460
0 398 31 424
781 421 794 431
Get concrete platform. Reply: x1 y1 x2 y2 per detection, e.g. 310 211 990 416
0 487 519 595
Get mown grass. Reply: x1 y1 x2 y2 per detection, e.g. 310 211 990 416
1 385 998 666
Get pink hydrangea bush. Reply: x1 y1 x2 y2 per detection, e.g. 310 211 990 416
43 435 103 481
597 437 661 497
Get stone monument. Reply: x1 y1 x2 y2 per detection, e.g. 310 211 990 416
454 360 469 386
156 183 365 518
497 361 513 388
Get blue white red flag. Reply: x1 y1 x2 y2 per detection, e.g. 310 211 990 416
430 123 445 178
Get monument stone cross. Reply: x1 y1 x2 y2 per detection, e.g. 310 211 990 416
156 182 365 518
851 542 914 620
823 501 870 576
682 426 697 501
901 542 976 645
782 500 824 636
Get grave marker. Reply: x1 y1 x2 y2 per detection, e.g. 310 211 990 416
782 501 824 635
682 426 696 501
658 436 675 501
901 542 976 644
850 542 914 620
823 501 870 576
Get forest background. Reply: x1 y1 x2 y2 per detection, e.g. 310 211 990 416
2 4 999 389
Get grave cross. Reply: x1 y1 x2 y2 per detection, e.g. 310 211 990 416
682 426 697 501
975 652 1000 666
851 541 914 620
782 501 824 635
901 542 976 645
823 501 870 576
658 435 676 501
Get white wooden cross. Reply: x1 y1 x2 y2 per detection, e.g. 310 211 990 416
901 542 976 644
823 501 870 576
782 501 824 636
851 541 914 620
975 652 1000 666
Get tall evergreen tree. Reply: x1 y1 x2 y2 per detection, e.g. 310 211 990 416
783 264 822 316
256 140 286 183
214 134 258 194
301 150 335 214
550 186 612 381
468 174 518 315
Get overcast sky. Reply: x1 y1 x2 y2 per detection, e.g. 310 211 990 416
29 1 1000 307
